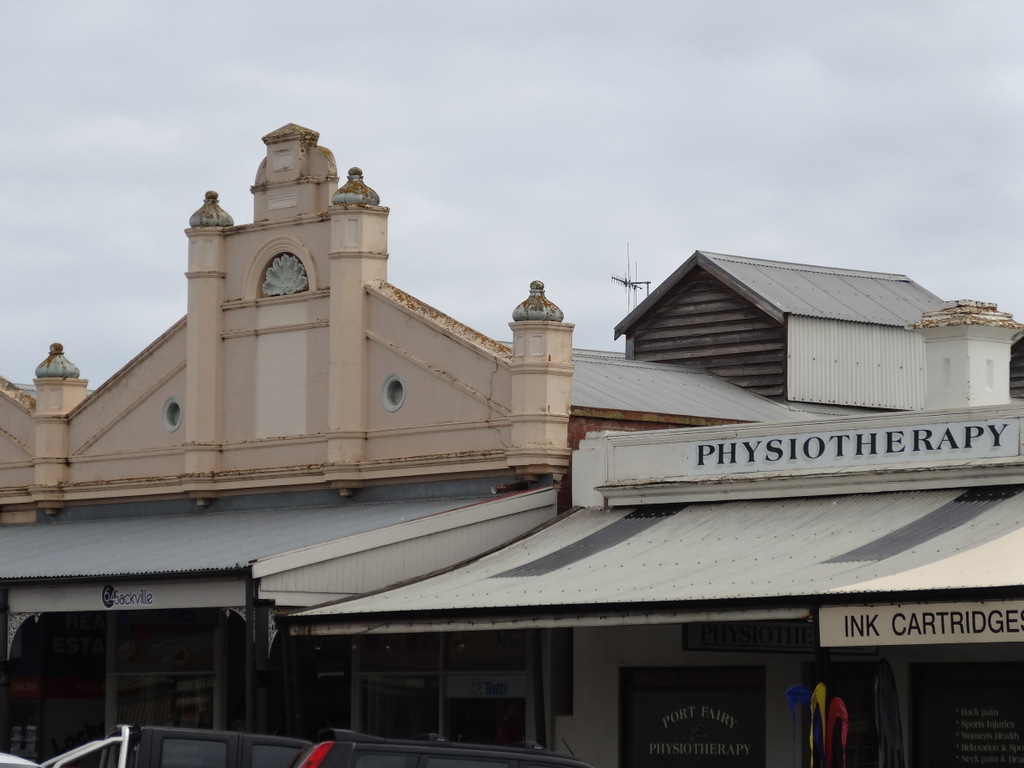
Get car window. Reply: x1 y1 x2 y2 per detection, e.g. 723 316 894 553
353 754 413 768
251 745 303 768
159 739 227 768
422 758 510 768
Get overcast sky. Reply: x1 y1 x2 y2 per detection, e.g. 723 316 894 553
4 2 1024 386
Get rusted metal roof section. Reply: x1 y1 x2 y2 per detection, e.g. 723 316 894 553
293 486 1024 625
616 251 944 337
571 350 868 422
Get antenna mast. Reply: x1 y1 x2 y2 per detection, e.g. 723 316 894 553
611 245 651 312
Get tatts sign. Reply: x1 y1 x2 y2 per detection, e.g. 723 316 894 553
686 419 1019 475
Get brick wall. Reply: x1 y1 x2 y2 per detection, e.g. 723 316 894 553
557 409 747 512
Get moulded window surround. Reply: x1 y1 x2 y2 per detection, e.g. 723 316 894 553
162 398 183 432
381 374 406 412
246 237 318 300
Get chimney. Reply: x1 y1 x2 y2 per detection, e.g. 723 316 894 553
908 300 1024 410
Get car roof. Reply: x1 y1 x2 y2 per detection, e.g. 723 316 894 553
316 731 590 766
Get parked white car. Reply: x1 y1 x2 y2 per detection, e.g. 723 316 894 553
0 755 40 768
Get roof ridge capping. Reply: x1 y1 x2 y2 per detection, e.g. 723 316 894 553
698 250 917 282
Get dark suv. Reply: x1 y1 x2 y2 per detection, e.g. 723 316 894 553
289 730 596 768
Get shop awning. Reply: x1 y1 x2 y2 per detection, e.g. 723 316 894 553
289 485 1024 633
1 488 556 611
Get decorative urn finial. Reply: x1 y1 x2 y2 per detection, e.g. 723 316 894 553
35 342 80 379
512 280 564 322
189 191 234 228
332 167 380 206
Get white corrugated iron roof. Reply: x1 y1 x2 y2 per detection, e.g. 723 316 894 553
0 494 510 580
293 486 1024 628
571 350 870 422
615 251 944 336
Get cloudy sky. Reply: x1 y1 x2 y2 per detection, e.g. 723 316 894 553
3 2 1024 386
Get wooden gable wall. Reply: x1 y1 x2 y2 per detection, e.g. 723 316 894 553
1011 339 1024 400
628 268 787 397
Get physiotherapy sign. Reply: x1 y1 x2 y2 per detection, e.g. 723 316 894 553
821 601 1024 647
686 418 1020 475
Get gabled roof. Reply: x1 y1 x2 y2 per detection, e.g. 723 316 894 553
615 251 944 338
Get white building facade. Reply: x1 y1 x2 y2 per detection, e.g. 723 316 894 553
292 300 1024 768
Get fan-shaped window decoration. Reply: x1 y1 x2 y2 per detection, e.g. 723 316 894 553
262 252 308 296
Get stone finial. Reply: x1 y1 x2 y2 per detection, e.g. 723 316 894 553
332 167 380 206
35 343 80 379
512 280 565 322
189 191 234 228
262 123 320 147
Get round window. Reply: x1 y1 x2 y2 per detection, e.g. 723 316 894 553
381 375 405 412
162 398 183 432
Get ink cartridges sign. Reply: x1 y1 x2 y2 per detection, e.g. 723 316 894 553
821 601 1024 647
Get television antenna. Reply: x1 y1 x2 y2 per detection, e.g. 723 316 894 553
611 246 651 312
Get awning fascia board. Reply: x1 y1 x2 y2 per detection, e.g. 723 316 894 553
599 462 1024 506
288 605 811 635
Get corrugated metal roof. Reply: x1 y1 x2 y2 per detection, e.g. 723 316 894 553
615 251 944 336
295 486 1024 622
571 350 872 422
700 252 944 325
0 495 499 580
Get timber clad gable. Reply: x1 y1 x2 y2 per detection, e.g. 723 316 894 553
1010 340 1024 400
629 269 786 397
617 251 944 409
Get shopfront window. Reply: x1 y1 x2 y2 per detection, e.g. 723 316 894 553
823 662 881 768
111 610 219 728
913 662 1024 767
356 632 527 743
360 674 440 738
622 667 766 768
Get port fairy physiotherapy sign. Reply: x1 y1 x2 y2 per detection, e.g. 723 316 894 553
820 601 1024 647
686 418 1019 475
623 668 765 768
